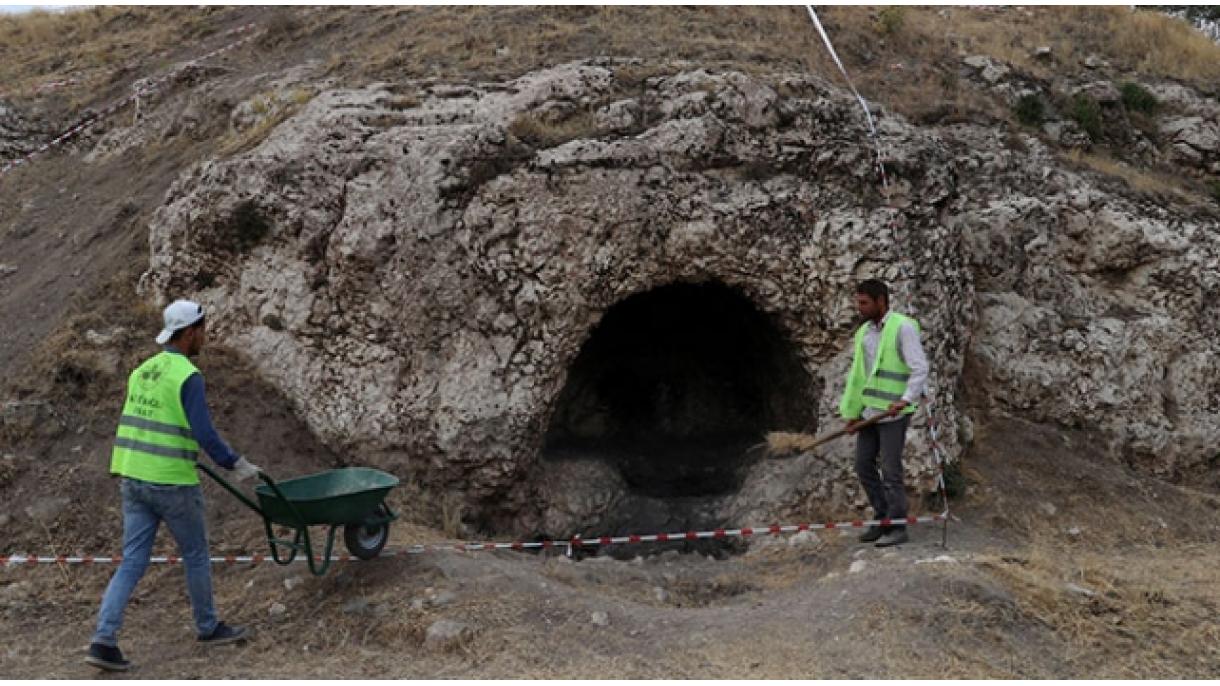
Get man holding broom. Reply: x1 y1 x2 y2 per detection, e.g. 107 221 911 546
839 279 928 548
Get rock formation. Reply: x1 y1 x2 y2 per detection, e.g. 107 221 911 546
136 59 1219 535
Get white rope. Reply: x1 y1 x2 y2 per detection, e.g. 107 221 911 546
804 5 887 191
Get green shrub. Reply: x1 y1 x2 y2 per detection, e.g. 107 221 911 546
942 460 966 500
1208 179 1220 204
1069 94 1103 141
1014 94 1045 126
878 6 905 35
1119 82 1159 114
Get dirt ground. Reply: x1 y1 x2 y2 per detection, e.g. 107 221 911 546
2 416 1217 679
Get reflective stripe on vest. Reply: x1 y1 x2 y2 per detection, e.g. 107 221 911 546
838 312 920 419
113 437 198 461
118 415 195 438
862 387 905 402
110 351 201 485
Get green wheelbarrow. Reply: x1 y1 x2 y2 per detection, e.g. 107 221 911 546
199 462 399 576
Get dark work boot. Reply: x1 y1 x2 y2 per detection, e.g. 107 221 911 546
198 621 249 645
875 527 909 548
858 525 886 543
85 643 131 671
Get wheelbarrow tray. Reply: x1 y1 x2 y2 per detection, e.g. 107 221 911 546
254 467 398 527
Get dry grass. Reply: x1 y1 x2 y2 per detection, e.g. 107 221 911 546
972 542 1220 677
866 496 1220 679
344 6 822 82
0 7 242 102
218 87 315 157
912 415 1220 677
313 6 1220 128
1102 7 1220 81
1065 148 1207 205
508 111 601 149
840 6 1220 83
815 7 1220 123
4 6 1218 140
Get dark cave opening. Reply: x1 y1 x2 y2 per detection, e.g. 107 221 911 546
543 281 815 499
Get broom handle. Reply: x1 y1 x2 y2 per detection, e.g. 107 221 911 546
808 412 890 448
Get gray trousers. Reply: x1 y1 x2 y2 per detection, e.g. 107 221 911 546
854 415 910 527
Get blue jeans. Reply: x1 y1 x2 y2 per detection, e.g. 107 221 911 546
92 478 218 646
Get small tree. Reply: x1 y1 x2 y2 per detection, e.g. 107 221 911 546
1120 82 1159 114
1069 94 1103 141
1014 94 1045 126
877 6 905 35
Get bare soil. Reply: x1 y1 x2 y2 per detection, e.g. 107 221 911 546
2 416 1217 679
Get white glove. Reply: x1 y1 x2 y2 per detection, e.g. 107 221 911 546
232 457 261 482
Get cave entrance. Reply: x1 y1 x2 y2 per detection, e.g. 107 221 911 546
543 281 813 500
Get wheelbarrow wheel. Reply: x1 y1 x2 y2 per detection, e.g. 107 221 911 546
343 507 390 560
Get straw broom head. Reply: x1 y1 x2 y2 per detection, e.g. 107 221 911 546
764 431 822 457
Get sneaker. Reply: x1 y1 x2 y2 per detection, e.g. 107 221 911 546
874 527 909 548
857 525 886 543
198 621 249 645
85 643 131 671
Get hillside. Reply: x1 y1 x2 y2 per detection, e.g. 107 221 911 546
2 6 1219 678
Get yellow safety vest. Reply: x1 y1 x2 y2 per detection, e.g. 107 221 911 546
839 313 920 420
110 351 201 485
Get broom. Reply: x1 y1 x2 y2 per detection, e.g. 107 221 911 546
762 412 889 459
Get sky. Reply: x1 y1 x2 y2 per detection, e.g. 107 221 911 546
0 4 74 13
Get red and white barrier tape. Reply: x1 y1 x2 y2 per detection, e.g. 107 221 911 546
34 77 82 93
1 513 947 566
0 23 261 178
0 77 79 100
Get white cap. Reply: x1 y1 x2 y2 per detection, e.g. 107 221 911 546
155 299 205 345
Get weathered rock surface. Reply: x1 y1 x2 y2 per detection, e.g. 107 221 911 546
0 100 56 162
1160 115 1220 169
961 172 1220 481
136 59 1220 536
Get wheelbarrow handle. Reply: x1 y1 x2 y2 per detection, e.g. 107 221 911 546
254 469 311 530
200 463 311 523
197 462 263 514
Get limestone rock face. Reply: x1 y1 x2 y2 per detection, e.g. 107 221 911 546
963 187 1220 482
0 100 55 162
139 59 1220 534
1160 116 1220 169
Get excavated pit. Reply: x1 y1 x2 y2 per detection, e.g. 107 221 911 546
541 281 815 538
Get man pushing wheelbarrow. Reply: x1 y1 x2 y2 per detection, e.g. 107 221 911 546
88 299 399 672
87 300 254 671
